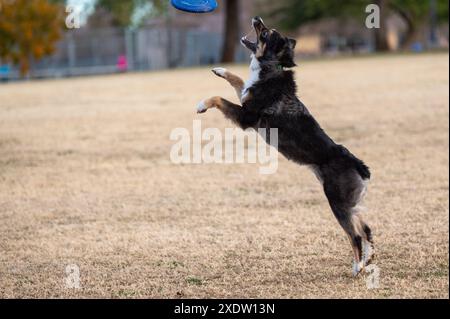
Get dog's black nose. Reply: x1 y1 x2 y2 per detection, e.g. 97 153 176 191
252 16 264 28
253 16 263 24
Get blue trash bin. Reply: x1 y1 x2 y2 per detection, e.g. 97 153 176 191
0 65 11 82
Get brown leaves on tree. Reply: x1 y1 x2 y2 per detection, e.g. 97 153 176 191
0 0 64 76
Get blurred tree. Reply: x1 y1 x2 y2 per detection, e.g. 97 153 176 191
0 0 64 76
263 0 449 51
389 0 448 48
221 0 240 63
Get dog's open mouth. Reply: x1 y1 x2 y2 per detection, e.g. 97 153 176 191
241 17 265 53
241 35 257 53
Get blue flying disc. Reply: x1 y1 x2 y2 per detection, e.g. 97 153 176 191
171 0 218 13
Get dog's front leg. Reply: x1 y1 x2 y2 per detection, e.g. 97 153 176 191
197 96 244 127
212 68 245 101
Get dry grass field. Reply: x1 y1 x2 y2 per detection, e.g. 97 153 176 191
0 53 448 299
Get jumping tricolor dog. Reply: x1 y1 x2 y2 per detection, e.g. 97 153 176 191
197 17 374 276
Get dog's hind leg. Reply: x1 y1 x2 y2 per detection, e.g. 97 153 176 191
212 68 245 100
322 170 373 276
350 180 375 267
360 219 375 266
330 205 366 276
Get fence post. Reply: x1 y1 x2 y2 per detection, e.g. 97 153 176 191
125 29 135 71
67 33 76 76
429 0 438 48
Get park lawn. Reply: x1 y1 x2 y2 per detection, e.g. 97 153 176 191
0 53 448 298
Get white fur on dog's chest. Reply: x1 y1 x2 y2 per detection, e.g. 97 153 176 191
241 55 261 102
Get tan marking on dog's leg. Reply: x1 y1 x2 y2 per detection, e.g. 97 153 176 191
346 233 364 277
197 96 224 113
212 68 245 100
352 213 375 267
227 74 245 98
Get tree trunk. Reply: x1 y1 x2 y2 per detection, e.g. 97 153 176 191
221 0 239 63
389 2 418 50
401 24 418 50
374 0 390 52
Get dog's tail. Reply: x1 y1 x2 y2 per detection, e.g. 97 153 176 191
351 156 371 181
337 145 371 181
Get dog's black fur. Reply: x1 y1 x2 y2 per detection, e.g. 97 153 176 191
199 17 374 274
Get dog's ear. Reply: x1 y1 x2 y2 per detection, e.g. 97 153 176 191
278 38 297 68
288 38 297 50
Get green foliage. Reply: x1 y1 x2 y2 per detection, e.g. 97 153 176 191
390 0 447 21
263 0 365 30
265 0 449 31
436 0 449 22
389 0 431 25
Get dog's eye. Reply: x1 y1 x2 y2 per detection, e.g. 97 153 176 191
261 31 268 39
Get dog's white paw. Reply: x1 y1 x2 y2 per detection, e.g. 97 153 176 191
352 260 364 277
197 100 208 114
212 67 227 78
